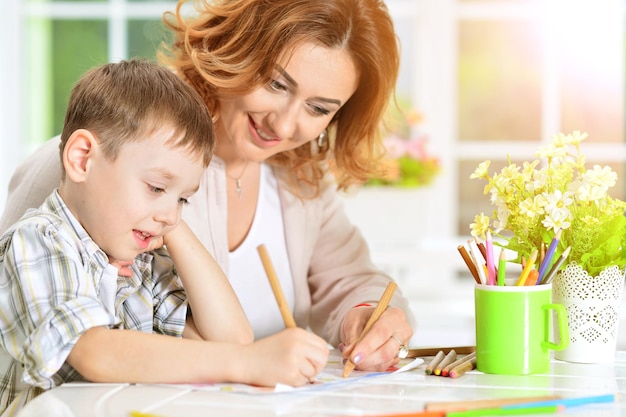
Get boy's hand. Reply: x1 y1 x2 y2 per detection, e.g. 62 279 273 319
107 257 133 277
242 328 329 387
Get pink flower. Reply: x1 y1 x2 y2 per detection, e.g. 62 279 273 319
383 135 408 159
405 137 428 160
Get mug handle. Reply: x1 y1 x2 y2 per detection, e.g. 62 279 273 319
541 303 570 351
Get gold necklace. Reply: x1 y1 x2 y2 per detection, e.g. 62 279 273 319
225 162 249 200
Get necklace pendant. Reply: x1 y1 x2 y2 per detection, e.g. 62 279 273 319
235 179 242 199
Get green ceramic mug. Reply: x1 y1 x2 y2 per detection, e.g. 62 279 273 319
474 283 569 375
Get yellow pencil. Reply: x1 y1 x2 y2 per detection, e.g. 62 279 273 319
515 249 538 286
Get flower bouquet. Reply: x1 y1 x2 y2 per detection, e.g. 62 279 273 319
469 131 626 277
468 131 626 363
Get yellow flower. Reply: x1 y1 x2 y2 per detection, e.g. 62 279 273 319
470 213 491 239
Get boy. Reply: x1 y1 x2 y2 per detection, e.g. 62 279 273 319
0 60 258 415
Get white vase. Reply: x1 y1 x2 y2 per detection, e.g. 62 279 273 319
552 263 625 363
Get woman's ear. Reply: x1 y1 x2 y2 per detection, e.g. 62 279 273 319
63 129 98 183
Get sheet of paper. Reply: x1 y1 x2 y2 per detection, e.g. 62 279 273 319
151 353 423 394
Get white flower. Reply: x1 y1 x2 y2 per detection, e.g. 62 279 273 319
565 130 588 145
470 160 491 179
582 165 617 189
519 196 545 218
542 209 571 231
492 206 510 233
543 190 574 214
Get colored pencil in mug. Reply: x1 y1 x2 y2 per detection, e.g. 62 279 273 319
468 239 487 285
457 245 481 284
497 248 506 286
484 230 496 285
537 229 561 283
541 246 571 285
515 249 537 286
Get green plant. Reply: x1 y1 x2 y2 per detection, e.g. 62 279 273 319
469 131 626 277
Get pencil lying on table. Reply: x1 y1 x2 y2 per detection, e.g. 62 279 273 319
425 395 562 412
448 354 476 378
342 281 397 378
441 352 476 377
433 349 456 376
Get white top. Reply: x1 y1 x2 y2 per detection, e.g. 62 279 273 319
228 164 295 340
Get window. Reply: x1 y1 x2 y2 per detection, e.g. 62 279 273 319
1 0 624 289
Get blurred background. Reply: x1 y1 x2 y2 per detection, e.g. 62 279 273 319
1 0 625 347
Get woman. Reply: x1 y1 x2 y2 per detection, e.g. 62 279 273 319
0 0 415 373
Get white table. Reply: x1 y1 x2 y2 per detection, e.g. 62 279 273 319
17 350 626 417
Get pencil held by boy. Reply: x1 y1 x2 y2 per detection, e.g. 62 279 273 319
0 59 328 416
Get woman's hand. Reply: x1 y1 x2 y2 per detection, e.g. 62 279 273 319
339 306 413 372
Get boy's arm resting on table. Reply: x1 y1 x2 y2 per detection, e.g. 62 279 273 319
163 221 253 344
67 326 328 387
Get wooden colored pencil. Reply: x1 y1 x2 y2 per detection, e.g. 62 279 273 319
476 239 498 278
344 412 445 417
515 249 537 286
523 269 539 286
497 248 506 286
468 240 487 284
457 245 481 284
342 281 397 377
541 246 571 285
434 349 457 376
537 229 561 283
448 355 477 378
484 231 496 285
424 350 445 375
408 346 476 358
503 393 615 410
446 405 560 417
442 352 476 377
425 395 562 412
257 244 296 328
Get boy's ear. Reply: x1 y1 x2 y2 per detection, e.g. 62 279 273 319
63 129 99 183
